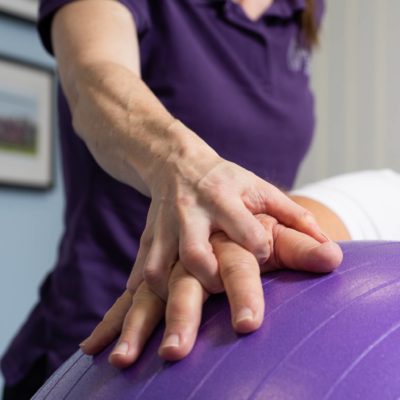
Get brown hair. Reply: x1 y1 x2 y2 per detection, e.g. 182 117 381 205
300 0 319 49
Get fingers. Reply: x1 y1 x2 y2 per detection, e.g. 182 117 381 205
158 229 266 362
158 262 208 361
80 291 132 355
126 201 156 293
178 195 273 295
109 283 165 368
141 232 177 300
274 226 343 273
132 160 328 306
244 177 329 244
216 199 272 264
160 229 266 361
211 232 264 334
126 233 151 293
256 214 343 274
127 200 178 300
179 212 222 294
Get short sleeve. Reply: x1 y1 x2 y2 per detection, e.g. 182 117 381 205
37 0 151 55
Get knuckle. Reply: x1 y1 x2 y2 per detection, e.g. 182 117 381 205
135 282 153 297
303 210 316 224
239 225 267 251
174 194 195 209
168 274 187 293
221 259 257 280
132 285 154 304
255 213 276 226
254 213 269 224
143 265 164 287
167 309 192 327
180 244 209 269
166 305 195 327
199 180 227 207
126 282 136 294
251 225 268 245
208 186 226 207
120 326 140 339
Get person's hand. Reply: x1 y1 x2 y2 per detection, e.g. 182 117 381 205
81 215 342 367
128 121 328 299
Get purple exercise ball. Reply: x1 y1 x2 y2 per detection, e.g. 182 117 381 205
33 241 400 400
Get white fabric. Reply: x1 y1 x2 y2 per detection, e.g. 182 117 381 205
292 170 400 241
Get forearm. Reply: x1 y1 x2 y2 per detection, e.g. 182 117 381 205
52 0 218 196
65 61 204 195
68 61 169 194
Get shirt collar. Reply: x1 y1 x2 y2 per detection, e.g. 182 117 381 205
210 0 306 20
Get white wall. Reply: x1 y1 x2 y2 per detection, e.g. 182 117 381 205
297 0 400 186
0 14 64 389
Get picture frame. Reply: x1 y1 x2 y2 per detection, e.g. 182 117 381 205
0 0 39 21
0 56 54 189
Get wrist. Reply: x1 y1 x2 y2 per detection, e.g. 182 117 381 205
145 120 221 194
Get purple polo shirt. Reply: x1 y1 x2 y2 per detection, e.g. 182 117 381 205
1 0 324 385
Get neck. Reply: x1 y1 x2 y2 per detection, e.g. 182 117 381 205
232 0 274 21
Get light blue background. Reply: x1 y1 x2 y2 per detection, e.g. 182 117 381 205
0 13 64 390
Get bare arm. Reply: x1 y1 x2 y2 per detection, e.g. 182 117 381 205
52 0 216 196
51 0 326 299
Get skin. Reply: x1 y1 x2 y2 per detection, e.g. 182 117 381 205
290 196 351 241
52 0 327 303
52 0 346 368
81 198 348 367
233 0 274 21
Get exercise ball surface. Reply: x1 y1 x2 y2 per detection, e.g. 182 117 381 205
34 241 400 399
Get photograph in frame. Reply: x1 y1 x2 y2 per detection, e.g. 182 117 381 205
0 56 53 189
0 0 38 21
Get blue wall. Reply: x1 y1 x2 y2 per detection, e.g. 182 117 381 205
0 13 64 388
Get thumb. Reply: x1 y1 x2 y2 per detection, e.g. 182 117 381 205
244 178 329 244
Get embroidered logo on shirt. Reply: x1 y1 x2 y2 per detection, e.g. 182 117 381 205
287 37 311 75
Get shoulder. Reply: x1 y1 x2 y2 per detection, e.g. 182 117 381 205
38 0 152 54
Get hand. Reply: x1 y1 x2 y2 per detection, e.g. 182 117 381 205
128 121 328 299
81 215 342 367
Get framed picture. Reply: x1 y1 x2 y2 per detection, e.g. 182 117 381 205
0 0 38 21
0 56 54 189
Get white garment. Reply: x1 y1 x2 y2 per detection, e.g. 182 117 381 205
292 170 400 241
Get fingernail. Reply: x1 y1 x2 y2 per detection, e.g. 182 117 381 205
235 308 254 324
304 214 331 242
112 341 129 356
162 334 180 348
79 336 91 348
